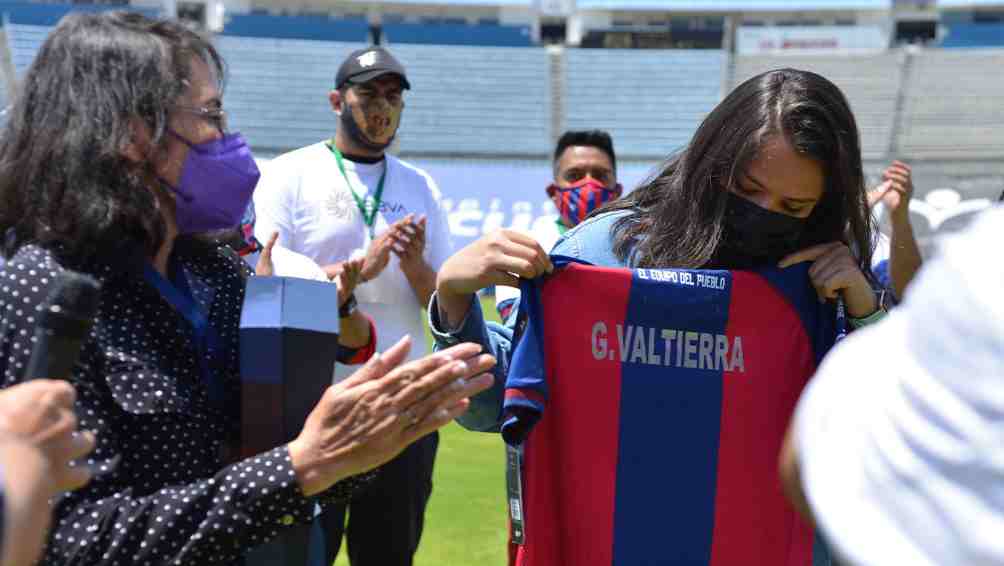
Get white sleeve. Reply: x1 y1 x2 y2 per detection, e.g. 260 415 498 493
793 317 945 566
270 246 328 282
872 231 891 268
252 159 297 249
422 175 455 271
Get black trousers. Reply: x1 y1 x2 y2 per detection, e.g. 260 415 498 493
320 431 439 566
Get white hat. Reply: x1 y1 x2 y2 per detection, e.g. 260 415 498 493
793 205 1004 566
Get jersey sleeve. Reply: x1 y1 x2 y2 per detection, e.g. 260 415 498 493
500 276 550 446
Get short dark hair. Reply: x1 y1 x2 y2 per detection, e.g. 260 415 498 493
602 68 874 272
0 12 224 260
553 130 617 173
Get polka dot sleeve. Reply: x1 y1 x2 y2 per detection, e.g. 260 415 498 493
0 244 372 565
45 446 317 565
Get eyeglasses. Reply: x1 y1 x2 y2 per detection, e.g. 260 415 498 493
173 104 228 133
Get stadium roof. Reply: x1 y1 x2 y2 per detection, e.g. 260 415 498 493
368 0 532 4
938 0 1004 8
576 0 892 10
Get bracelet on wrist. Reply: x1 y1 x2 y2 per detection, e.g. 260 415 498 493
339 294 358 319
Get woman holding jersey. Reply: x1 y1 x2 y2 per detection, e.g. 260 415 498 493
429 68 883 566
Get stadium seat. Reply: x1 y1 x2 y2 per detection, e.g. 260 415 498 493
0 1 152 27
732 53 902 160
390 44 551 155
1 3 156 78
5 23 49 77
222 13 369 42
564 49 724 158
940 23 1004 48
216 37 366 154
896 49 1004 159
382 22 532 47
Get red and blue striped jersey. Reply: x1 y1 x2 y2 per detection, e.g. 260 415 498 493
503 258 836 566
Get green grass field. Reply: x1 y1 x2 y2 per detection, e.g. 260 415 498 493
335 297 509 566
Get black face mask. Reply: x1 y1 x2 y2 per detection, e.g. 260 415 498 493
713 192 808 269
339 101 397 153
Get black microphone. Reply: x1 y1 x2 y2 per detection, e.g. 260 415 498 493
25 270 101 380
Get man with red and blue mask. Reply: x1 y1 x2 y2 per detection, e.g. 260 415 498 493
495 130 622 318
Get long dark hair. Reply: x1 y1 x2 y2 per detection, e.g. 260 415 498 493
602 68 873 271
0 12 224 260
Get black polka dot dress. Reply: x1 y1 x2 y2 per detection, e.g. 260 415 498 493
0 241 372 565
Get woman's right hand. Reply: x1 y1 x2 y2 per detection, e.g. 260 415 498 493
288 336 495 497
0 380 96 566
434 230 553 326
0 380 95 494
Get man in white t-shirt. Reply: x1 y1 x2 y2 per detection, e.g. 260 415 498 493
495 130 622 318
252 46 453 566
779 205 1004 566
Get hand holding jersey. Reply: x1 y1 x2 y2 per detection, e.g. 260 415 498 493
494 132 622 317
779 242 877 317
436 230 553 327
547 178 622 228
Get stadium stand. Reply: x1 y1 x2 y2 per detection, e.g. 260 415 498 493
222 13 369 42
382 21 532 47
215 37 365 154
564 48 724 158
896 48 1004 159
732 53 903 160
575 0 892 9
5 23 47 77
1 2 156 78
372 0 531 3
0 1 145 26
938 0 1004 6
389 43 551 155
0 63 8 122
940 23 1004 47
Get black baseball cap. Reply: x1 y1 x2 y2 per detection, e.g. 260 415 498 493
335 46 411 90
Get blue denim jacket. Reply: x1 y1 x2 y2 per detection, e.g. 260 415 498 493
427 210 632 432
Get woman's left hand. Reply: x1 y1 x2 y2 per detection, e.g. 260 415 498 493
778 242 877 318
255 231 279 277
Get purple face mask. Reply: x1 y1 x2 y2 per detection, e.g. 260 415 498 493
165 131 260 234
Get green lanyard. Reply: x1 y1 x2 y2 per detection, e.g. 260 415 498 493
327 141 387 237
555 217 570 236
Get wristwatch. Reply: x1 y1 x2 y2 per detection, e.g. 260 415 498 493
339 294 358 319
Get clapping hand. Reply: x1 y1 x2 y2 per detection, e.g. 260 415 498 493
391 214 427 268
288 336 495 497
359 215 416 282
